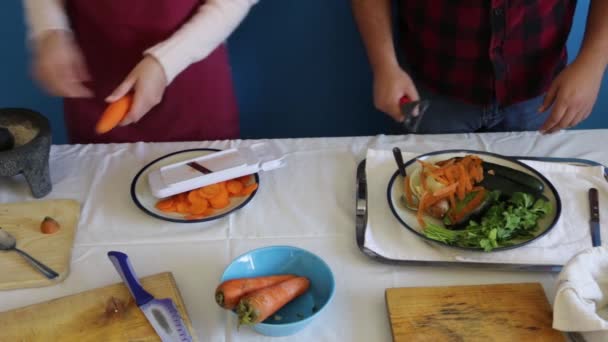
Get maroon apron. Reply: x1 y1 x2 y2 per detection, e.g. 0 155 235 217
64 1 239 144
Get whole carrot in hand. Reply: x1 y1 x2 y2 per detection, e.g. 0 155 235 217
215 275 296 310
95 93 133 134
237 276 310 325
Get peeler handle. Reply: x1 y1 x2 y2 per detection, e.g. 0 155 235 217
399 96 412 106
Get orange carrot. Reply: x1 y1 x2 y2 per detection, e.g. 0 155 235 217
236 175 254 185
417 159 437 171
421 170 429 193
417 192 432 228
189 197 209 215
452 188 486 223
155 197 174 211
156 176 259 217
198 183 223 199
209 190 230 209
448 193 456 211
404 175 415 207
236 276 310 325
215 275 297 310
240 183 258 196
40 216 60 234
432 182 458 198
95 94 133 134
226 180 244 195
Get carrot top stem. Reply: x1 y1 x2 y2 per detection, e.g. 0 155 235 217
237 301 259 326
215 292 225 307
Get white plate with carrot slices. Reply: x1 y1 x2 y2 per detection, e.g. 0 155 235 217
131 148 259 223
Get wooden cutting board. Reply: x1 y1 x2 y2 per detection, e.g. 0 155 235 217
0 272 196 342
385 283 565 342
0 199 80 290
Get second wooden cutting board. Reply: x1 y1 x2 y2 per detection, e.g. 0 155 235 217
385 282 565 342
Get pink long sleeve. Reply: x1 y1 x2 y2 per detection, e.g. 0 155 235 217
145 0 258 83
22 0 258 83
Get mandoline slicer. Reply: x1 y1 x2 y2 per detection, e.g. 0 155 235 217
148 142 286 198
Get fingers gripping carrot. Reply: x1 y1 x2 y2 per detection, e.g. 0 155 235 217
95 94 133 134
215 275 297 309
237 276 310 325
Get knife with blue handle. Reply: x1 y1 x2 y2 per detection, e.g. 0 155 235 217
589 188 601 247
108 251 193 342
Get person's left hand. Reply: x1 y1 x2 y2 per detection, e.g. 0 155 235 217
538 56 604 134
106 56 168 126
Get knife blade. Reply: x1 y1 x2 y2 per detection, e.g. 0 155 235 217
589 188 601 247
108 251 193 342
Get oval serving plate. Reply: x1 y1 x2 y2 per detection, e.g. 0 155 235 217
387 150 562 252
131 148 259 223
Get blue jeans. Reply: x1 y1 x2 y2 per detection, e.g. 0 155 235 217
404 86 551 134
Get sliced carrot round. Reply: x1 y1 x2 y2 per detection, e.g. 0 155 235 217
187 190 204 204
240 183 258 196
176 202 191 214
155 197 174 211
209 190 230 209
226 180 244 195
198 183 223 199
236 175 253 186
190 198 209 215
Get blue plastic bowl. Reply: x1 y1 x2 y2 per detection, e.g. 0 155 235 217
220 245 335 337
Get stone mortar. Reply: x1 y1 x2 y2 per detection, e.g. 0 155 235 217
0 108 52 198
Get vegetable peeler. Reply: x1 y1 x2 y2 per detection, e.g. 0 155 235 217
399 96 430 133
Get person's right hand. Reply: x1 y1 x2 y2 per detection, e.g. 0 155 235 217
373 66 420 122
32 30 93 98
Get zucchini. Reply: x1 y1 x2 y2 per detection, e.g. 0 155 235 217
479 173 543 198
482 162 544 193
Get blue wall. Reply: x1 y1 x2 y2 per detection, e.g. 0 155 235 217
1 1 605 144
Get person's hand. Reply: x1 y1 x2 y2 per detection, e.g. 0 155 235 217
373 65 420 122
32 30 93 98
538 56 603 134
106 56 168 126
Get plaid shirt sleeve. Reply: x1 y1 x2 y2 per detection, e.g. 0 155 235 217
398 0 577 106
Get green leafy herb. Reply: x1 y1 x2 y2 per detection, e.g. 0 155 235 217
424 192 552 252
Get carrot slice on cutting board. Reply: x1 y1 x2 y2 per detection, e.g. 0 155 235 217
95 94 133 134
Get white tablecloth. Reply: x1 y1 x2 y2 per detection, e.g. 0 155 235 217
0 130 607 341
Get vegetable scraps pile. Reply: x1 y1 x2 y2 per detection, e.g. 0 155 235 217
404 155 487 228
155 175 258 219
215 275 310 326
402 155 553 252
424 192 552 251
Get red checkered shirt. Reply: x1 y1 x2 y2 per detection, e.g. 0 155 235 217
398 0 577 106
